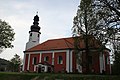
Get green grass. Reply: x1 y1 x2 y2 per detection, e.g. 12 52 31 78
0 72 119 80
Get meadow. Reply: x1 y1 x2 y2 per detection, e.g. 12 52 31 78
0 72 119 80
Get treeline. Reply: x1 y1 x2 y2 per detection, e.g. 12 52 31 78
0 54 22 72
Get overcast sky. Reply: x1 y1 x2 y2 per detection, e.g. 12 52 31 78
0 0 80 60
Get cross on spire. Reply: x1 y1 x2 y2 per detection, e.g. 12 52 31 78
36 11 38 15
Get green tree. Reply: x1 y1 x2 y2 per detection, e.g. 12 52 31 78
73 0 120 44
93 0 120 17
93 0 120 49
72 0 120 73
0 19 15 51
92 0 120 74
73 0 96 73
10 54 22 72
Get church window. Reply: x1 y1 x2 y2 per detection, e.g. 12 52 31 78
38 34 39 37
107 57 109 64
58 56 63 64
44 56 49 62
105 56 109 64
32 57 37 65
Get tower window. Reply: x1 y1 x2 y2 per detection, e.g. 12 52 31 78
57 56 63 64
38 34 39 37
30 33 32 36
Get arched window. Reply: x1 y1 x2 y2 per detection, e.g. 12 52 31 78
44 56 49 62
58 56 63 64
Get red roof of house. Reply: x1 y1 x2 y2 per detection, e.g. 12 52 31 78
25 37 85 52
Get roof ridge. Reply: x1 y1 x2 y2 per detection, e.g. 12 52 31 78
46 36 73 41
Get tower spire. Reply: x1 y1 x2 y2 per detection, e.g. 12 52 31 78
30 14 40 32
26 14 41 50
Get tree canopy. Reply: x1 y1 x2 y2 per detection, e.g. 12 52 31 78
10 54 22 72
92 0 120 51
72 0 120 74
0 19 15 49
72 0 120 51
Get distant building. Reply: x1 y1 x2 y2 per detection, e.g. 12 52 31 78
23 15 111 74
0 58 10 72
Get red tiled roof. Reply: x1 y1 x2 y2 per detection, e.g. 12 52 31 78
25 36 110 52
26 37 80 52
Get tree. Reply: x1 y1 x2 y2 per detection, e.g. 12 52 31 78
73 0 120 44
92 0 120 74
73 0 97 73
112 50 120 74
72 0 120 73
10 54 22 72
0 19 15 52
93 0 120 18
92 0 120 51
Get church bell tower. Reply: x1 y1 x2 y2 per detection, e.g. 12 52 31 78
25 14 41 50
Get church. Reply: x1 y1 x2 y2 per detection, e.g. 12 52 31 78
23 15 111 74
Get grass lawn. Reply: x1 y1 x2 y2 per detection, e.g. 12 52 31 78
0 72 119 80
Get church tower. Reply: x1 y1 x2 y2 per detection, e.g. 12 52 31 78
25 14 41 50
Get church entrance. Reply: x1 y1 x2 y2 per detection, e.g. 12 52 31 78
38 65 41 73
37 62 54 73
